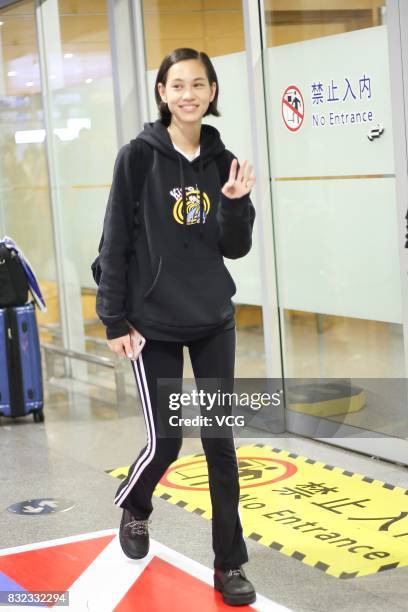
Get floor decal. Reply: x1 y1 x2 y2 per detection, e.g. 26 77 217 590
107 444 408 579
0 531 281 611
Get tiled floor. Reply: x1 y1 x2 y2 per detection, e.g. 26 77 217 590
1 349 408 611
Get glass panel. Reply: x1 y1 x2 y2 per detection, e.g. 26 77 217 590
0 0 60 345
142 0 266 377
262 1 408 438
36 0 116 364
264 0 385 45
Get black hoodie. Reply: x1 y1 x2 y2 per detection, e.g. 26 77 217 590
95 119 256 342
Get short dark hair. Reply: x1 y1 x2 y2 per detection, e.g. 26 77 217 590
154 48 221 126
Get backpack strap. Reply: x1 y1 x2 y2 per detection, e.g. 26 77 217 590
96 140 153 254
92 140 153 285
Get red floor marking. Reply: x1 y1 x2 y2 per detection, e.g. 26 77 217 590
0 535 115 596
114 556 256 612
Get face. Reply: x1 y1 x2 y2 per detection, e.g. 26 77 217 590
157 59 216 126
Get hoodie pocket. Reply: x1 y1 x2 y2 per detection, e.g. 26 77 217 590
142 255 236 327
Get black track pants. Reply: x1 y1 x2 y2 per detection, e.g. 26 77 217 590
113 325 249 571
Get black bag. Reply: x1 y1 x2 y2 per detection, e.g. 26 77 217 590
91 235 104 286
0 244 29 308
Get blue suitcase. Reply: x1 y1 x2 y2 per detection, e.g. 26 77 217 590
0 302 44 422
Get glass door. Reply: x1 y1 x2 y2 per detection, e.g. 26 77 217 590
260 0 408 463
0 0 61 347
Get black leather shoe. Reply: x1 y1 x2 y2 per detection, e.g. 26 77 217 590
214 566 256 606
119 509 151 559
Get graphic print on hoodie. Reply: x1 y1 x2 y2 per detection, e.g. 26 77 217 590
95 119 256 342
170 184 210 226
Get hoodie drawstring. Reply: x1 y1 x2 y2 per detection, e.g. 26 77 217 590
177 153 188 248
198 155 204 240
177 151 205 248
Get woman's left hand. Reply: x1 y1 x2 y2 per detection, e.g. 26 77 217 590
221 158 256 199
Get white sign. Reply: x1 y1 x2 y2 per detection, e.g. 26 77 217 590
269 26 394 176
267 26 402 324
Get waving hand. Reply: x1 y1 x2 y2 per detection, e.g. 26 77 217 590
221 158 256 199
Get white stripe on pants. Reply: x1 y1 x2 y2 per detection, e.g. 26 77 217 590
114 353 156 506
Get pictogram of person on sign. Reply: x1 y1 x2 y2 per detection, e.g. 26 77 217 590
282 85 305 131
287 90 302 125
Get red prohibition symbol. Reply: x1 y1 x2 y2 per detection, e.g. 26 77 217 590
161 456 298 492
282 84 305 132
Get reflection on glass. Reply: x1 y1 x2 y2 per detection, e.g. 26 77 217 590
264 0 385 46
0 0 60 345
37 0 117 361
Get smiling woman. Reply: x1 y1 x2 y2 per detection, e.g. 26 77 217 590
95 45 257 607
155 49 219 121
156 53 218 155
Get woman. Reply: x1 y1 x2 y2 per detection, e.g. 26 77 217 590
95 48 256 606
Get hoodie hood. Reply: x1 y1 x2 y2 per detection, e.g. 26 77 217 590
135 120 226 246
136 119 226 163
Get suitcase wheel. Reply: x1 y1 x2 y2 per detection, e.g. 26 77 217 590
33 409 44 423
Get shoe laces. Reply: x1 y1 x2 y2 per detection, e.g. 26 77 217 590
227 568 242 577
126 518 151 536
